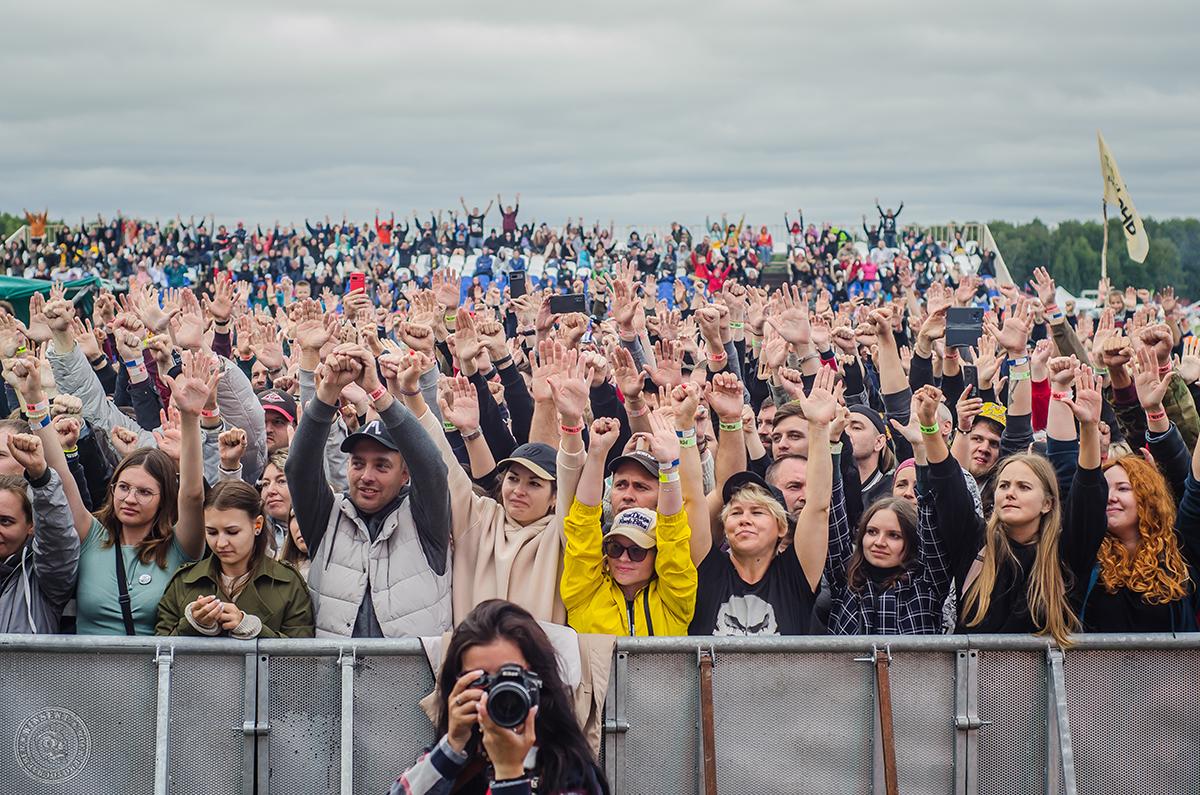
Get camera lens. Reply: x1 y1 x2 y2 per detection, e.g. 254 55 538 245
487 681 531 729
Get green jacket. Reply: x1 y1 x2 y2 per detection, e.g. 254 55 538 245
155 554 314 638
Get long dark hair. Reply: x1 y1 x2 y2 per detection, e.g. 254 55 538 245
96 448 180 568
846 497 919 592
436 600 608 794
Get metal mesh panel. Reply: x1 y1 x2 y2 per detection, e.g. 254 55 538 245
353 653 437 795
712 651 874 795
621 651 697 795
1064 648 1200 795
977 650 1046 795
888 651 956 794
0 651 157 794
168 651 246 795
267 656 341 794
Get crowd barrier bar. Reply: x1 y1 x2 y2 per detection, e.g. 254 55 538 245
1 633 1196 794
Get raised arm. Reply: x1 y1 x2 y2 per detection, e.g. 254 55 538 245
162 350 223 560
790 366 838 591
8 434 80 608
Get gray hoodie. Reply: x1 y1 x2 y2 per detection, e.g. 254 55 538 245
0 470 80 634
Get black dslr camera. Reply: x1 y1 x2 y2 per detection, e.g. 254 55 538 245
472 664 542 729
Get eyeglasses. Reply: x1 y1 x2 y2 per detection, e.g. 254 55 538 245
603 538 650 562
114 482 159 502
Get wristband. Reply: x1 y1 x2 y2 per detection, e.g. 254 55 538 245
1158 363 1173 376
443 313 456 323
718 419 744 432
560 423 583 435
442 421 458 433
1146 408 1167 422
708 351 728 362
520 329 536 337
626 401 650 418
89 355 108 368
398 386 421 397
943 349 960 360
368 384 388 402
1007 356 1029 367
1092 365 1109 376
678 435 697 448
658 469 681 484
1009 369 1032 382
62 446 79 456
798 352 820 365
729 321 745 329
14 346 27 356
658 458 680 472
25 400 50 416
919 423 940 435
493 354 513 367
830 441 844 455
460 428 482 441
676 427 696 439
1042 303 1059 313
124 359 143 370
200 408 220 419
1050 391 1071 402
29 414 51 430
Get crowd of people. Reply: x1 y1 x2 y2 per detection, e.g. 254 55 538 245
1 200 1197 793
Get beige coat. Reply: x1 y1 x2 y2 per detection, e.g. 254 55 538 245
417 410 584 625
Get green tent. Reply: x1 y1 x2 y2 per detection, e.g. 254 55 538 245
0 275 102 325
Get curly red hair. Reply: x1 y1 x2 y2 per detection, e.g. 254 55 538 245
1099 455 1190 605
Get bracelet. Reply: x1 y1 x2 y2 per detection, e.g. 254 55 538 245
124 359 143 370
1007 356 1029 367
368 384 388 402
729 321 745 329
676 427 696 439
626 401 650 418
1092 365 1109 376
398 386 421 397
442 421 458 432
89 355 108 368
658 458 680 472
1146 408 1167 422
1050 390 1071 402
708 351 728 362
62 446 79 456
1158 363 1173 376
519 329 536 337
1009 370 1032 382
718 419 744 432
659 469 681 484
200 408 220 419
28 414 51 430
919 423 940 435
830 441 844 455
560 423 584 435
798 352 820 365
1043 303 1059 313
460 428 482 441
678 435 697 448
443 313 456 322
25 400 49 415
943 349 960 360
493 354 513 367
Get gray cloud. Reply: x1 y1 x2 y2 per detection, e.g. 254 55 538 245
2 0 1197 230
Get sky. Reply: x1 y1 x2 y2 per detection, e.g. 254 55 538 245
2 0 1198 230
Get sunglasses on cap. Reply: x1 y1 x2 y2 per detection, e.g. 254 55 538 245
603 538 650 562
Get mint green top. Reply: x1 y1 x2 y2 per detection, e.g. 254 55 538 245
75 518 195 636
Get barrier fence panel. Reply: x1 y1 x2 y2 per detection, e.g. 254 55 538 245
1 634 1197 794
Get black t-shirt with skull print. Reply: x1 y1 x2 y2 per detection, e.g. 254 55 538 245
689 546 818 636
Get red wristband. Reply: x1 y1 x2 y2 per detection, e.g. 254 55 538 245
1050 391 1071 402
1147 408 1167 422
626 402 650 418
560 423 583 435
200 408 220 419
368 383 388 402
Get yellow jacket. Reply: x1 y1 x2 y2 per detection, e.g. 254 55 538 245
560 500 697 636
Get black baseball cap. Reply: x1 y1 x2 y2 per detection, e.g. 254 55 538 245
496 442 557 481
722 471 788 513
258 388 297 424
608 450 658 479
340 418 401 454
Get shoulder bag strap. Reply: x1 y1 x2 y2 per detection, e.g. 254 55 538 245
113 539 137 636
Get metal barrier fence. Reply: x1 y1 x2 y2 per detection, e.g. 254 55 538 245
0 634 1196 794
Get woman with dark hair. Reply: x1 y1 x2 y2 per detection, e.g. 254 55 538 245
393 599 608 795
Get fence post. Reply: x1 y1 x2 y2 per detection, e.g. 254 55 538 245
153 645 175 795
603 650 629 795
953 647 984 795
1045 647 1077 795
339 646 356 795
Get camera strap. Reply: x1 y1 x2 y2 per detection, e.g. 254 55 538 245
697 648 718 795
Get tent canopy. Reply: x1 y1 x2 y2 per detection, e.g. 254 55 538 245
0 275 101 325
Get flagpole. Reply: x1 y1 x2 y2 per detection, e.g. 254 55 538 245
1100 200 1109 283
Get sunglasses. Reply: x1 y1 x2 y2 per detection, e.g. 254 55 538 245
603 538 650 562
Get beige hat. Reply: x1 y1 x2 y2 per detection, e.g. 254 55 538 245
607 508 658 549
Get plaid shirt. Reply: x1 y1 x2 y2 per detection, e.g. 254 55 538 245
824 462 954 635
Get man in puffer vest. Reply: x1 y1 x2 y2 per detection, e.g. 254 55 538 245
287 343 452 637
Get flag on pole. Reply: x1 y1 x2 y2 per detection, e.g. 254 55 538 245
1098 131 1149 264
981 224 1014 286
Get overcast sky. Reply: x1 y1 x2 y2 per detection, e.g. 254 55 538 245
3 0 1197 230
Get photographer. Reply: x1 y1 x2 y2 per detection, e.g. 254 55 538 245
393 599 608 795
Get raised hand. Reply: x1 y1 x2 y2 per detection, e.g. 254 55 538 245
1061 366 1103 425
643 339 684 390
640 407 682 465
2 354 43 402
1178 336 1200 385
704 371 744 423
109 425 141 458
165 350 222 417
955 384 983 433
1031 266 1057 308
914 384 945 430
985 298 1033 355
610 345 644 400
793 364 841 426
438 375 481 433
765 283 811 346
1137 324 1174 368
1048 355 1079 390
547 349 594 425
1131 346 1170 411
589 416 622 455
7 433 47 479
218 428 248 471
203 277 236 324
971 333 1001 390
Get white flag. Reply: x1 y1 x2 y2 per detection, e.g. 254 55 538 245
981 224 1014 286
1098 131 1149 264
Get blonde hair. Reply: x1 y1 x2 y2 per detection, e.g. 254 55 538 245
961 454 1079 646
720 484 789 541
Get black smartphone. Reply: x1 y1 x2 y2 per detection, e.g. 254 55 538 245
946 307 985 349
549 293 586 315
509 270 527 299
